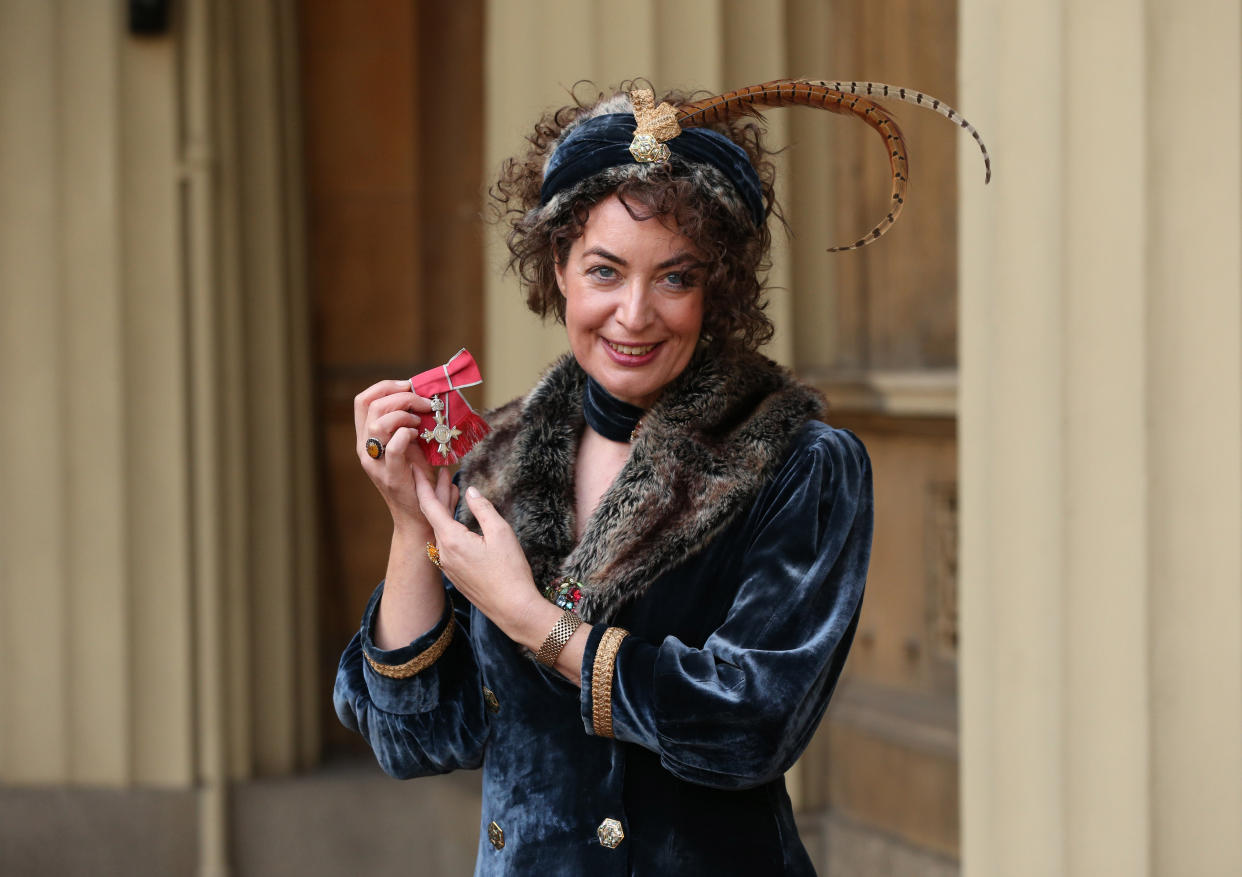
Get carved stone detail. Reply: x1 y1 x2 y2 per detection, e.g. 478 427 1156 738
925 481 958 663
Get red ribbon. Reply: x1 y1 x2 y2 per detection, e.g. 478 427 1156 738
408 348 489 466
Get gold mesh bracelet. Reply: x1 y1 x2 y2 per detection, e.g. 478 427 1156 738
535 610 583 667
591 626 630 738
364 620 454 679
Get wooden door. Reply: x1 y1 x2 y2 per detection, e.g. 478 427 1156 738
798 1 965 870
298 0 485 751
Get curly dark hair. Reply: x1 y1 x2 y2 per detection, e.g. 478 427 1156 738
490 83 784 351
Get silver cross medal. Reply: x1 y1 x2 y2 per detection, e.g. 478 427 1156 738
421 395 461 457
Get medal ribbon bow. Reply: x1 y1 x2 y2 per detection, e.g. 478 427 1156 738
408 348 489 466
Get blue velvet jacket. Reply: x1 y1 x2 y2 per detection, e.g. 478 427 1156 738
335 349 873 875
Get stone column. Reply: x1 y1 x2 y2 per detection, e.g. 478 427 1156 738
958 2 1242 875
0 0 317 800
0 0 194 789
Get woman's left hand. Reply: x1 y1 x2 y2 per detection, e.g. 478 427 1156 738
413 469 545 637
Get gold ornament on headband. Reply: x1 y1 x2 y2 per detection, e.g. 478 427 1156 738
629 89 680 163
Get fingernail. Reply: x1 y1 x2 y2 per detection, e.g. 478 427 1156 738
466 486 479 499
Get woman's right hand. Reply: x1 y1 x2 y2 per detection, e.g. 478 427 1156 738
354 380 439 534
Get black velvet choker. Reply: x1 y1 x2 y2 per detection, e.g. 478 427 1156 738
583 376 646 443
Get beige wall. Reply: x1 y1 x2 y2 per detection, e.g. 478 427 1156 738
0 0 192 787
0 0 318 805
959 1 1242 875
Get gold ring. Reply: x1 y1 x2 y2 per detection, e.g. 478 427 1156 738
425 542 441 568
365 437 384 459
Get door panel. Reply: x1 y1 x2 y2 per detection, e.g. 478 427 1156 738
299 0 484 751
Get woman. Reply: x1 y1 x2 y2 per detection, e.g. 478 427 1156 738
335 79 979 875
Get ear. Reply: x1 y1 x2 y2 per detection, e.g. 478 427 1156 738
554 260 567 295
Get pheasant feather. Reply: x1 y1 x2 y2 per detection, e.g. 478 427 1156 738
803 80 991 183
675 79 990 251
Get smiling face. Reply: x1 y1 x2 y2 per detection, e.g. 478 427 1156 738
555 194 705 409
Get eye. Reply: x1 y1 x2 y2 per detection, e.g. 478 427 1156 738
586 265 618 281
663 270 698 289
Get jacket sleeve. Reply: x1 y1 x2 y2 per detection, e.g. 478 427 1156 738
578 426 872 790
333 581 490 779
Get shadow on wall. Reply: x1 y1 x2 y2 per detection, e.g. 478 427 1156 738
0 758 482 877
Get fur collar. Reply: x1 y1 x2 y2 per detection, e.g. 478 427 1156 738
457 344 825 624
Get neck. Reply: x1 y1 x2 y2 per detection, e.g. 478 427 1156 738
582 375 646 442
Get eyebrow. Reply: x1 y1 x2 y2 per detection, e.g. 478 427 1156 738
582 246 700 270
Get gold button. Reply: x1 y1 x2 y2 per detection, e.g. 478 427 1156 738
483 686 500 714
488 820 505 850
596 817 624 849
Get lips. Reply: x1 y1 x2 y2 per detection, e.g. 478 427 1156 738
600 337 664 368
605 340 659 356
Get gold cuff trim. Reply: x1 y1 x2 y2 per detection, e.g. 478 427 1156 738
365 618 454 679
591 626 629 738
535 609 583 667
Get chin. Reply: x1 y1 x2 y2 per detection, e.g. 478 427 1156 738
602 380 659 408
594 363 682 408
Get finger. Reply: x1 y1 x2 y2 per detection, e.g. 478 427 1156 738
377 426 439 494
464 486 506 540
360 391 435 451
358 416 416 467
365 391 433 431
358 424 408 477
382 424 418 460
368 408 424 444
359 392 435 462
414 466 460 536
429 468 460 519
354 380 417 436
434 467 454 509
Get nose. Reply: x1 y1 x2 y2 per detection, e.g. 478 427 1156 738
615 280 654 331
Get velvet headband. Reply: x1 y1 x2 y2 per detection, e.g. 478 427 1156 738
538 112 765 226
